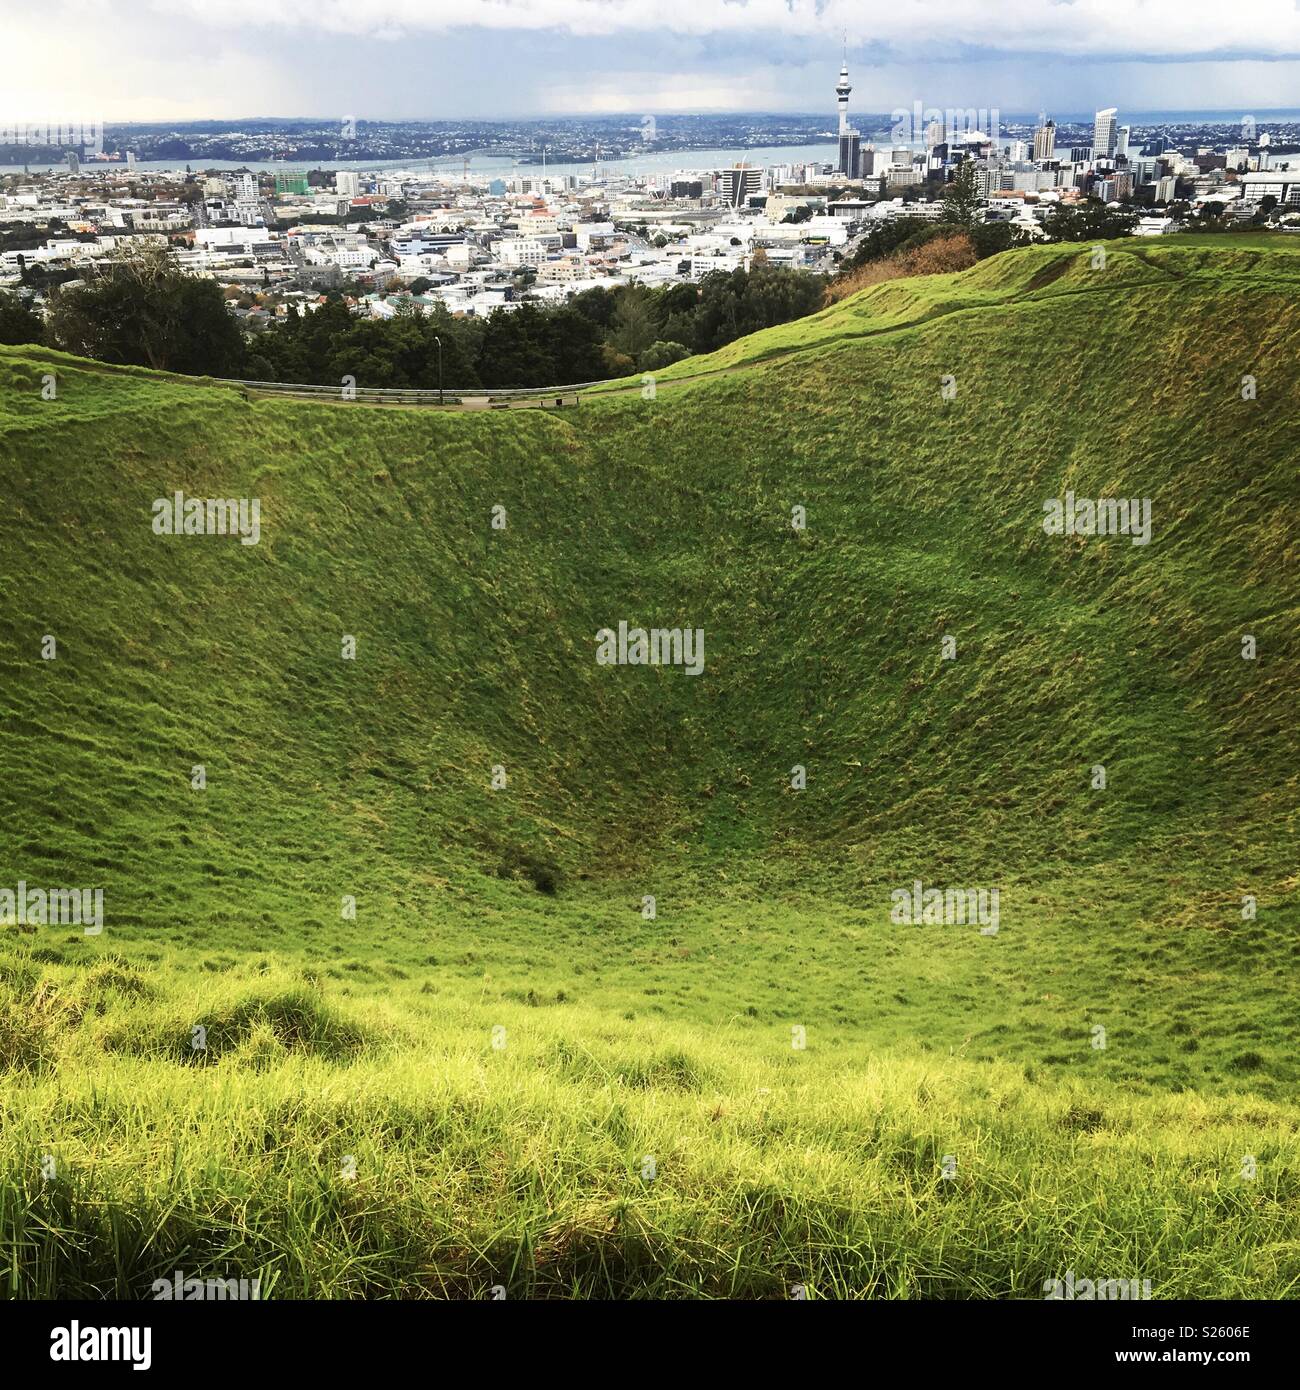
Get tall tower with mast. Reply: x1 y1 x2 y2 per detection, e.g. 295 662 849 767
836 42 851 140
835 36 861 179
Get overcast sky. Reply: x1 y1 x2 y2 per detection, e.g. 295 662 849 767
7 0 1300 122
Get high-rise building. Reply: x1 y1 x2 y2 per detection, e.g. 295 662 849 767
126 151 136 170
1092 108 1119 159
336 170 361 198
65 150 80 175
1116 125 1131 159
1033 119 1056 162
1094 171 1134 203
719 163 764 207
834 53 862 178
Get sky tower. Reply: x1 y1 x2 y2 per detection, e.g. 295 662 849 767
835 40 861 178
836 53 852 138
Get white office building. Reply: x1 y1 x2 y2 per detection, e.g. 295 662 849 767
1092 108 1119 159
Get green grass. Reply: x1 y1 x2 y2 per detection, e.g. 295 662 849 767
1 239 1298 1298
589 234 1300 388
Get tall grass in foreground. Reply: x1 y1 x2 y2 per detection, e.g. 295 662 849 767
3 990 1299 1299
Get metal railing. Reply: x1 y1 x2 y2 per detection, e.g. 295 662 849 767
213 375 612 408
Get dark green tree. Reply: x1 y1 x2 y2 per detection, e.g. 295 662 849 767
941 159 982 229
692 263 823 352
0 291 43 345
608 285 660 360
639 340 690 371
1041 200 1139 242
569 285 619 329
475 303 561 388
969 221 1018 259
44 244 246 375
842 217 937 269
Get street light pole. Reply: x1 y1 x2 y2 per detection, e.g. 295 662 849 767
432 335 444 406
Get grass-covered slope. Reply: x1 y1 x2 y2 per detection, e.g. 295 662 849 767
1 241 1298 1298
592 233 1300 385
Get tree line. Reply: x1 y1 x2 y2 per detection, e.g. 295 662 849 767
0 244 825 389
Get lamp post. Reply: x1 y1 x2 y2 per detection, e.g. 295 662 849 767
432 335 443 405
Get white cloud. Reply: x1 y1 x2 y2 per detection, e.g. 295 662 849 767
146 0 1300 59
0 12 296 123
543 76 785 113
8 1 1300 121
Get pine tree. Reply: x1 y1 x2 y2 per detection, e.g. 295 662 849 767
941 159 981 230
